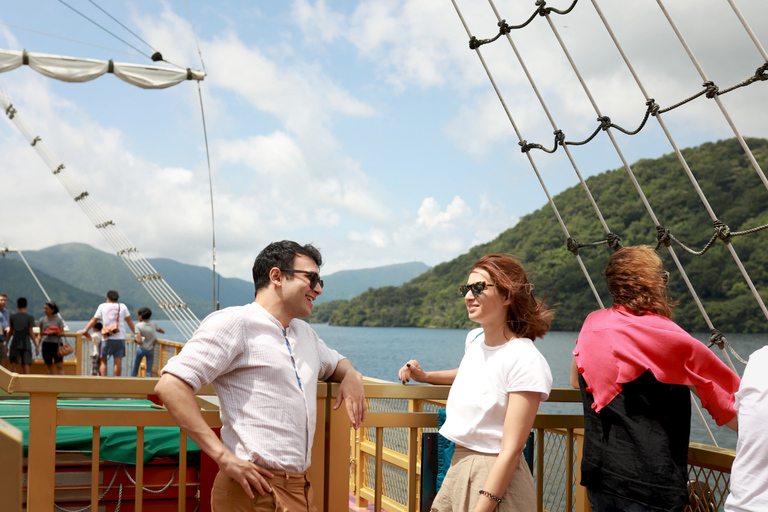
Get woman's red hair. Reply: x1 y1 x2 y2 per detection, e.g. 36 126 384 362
605 245 675 319
472 254 554 340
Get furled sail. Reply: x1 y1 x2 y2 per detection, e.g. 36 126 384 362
0 49 204 89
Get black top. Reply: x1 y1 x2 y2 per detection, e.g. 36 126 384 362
579 371 691 511
9 312 36 351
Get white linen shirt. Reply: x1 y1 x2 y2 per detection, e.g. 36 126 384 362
439 328 552 453
725 345 768 512
161 302 344 473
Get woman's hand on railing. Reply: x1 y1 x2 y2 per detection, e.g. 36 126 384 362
398 360 424 384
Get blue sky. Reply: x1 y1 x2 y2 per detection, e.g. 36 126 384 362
1 0 766 281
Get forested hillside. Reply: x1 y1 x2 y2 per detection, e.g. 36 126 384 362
312 138 768 333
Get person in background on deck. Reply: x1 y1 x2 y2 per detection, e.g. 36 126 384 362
570 245 739 512
8 297 37 374
399 254 553 512
78 290 136 376
725 345 768 512
132 307 164 377
38 301 66 375
81 321 103 376
155 240 366 512
0 293 10 367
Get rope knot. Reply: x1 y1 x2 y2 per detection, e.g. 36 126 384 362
656 225 672 247
554 129 565 146
755 62 768 81
535 0 549 16
708 329 726 350
606 232 623 251
497 19 511 35
703 81 719 98
646 98 660 116
713 219 731 241
519 140 540 153
468 36 480 50
566 237 580 255
598 116 612 130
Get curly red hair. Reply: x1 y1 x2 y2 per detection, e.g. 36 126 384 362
605 245 675 319
472 254 554 340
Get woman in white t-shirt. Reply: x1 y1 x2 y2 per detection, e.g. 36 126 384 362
399 254 553 512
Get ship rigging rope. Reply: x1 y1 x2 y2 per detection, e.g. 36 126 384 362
0 21 142 58
56 0 155 62
0 90 201 341
451 0 767 445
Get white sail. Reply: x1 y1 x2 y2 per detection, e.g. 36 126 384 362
0 49 204 89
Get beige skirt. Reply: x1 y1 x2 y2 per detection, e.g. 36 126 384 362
431 445 536 512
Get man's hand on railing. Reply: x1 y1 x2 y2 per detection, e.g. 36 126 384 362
331 359 366 429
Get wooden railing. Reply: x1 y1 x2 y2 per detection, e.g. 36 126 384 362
0 418 23 512
0 363 737 512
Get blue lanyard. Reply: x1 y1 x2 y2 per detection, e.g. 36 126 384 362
283 329 303 390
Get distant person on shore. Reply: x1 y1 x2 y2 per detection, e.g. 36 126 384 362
79 290 136 376
399 254 553 512
570 245 740 511
132 307 164 377
725 345 768 511
0 293 10 366
155 240 366 512
38 301 66 375
8 297 37 374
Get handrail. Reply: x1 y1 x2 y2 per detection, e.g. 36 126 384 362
0 367 736 512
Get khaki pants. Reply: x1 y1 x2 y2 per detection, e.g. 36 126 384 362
211 469 318 512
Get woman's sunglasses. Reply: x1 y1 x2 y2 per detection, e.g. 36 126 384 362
459 282 494 297
280 269 324 289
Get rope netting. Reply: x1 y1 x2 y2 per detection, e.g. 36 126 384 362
450 0 766 444
0 93 201 341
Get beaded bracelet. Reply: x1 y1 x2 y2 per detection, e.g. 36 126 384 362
479 490 503 504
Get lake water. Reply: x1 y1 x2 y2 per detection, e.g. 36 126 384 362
69 319 767 450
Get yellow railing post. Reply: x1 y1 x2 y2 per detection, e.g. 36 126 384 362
308 383 328 509
326 383 351 512
574 429 590 512
0 419 23 512
26 392 58 511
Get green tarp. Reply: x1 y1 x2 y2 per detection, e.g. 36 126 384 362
0 399 201 465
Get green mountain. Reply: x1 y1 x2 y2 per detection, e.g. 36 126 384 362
314 138 768 333
315 262 430 304
0 258 105 320
0 244 430 321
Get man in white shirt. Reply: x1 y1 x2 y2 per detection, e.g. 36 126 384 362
155 240 366 512
725 346 768 512
79 290 136 376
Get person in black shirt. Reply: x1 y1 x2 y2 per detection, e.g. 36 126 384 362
8 297 38 374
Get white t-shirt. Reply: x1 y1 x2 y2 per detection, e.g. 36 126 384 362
93 302 131 340
725 346 768 511
90 331 103 358
439 328 552 453
161 302 345 473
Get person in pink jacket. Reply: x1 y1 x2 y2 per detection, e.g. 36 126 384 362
570 245 739 512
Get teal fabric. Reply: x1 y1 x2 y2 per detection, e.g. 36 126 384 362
436 408 454 492
0 399 200 464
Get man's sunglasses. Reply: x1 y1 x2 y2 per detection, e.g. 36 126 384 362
459 282 494 297
280 269 324 290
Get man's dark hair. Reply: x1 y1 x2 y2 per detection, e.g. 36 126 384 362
252 241 322 295
107 290 119 301
138 307 152 320
17 297 27 308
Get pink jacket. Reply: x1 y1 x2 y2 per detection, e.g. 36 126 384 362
573 305 739 425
